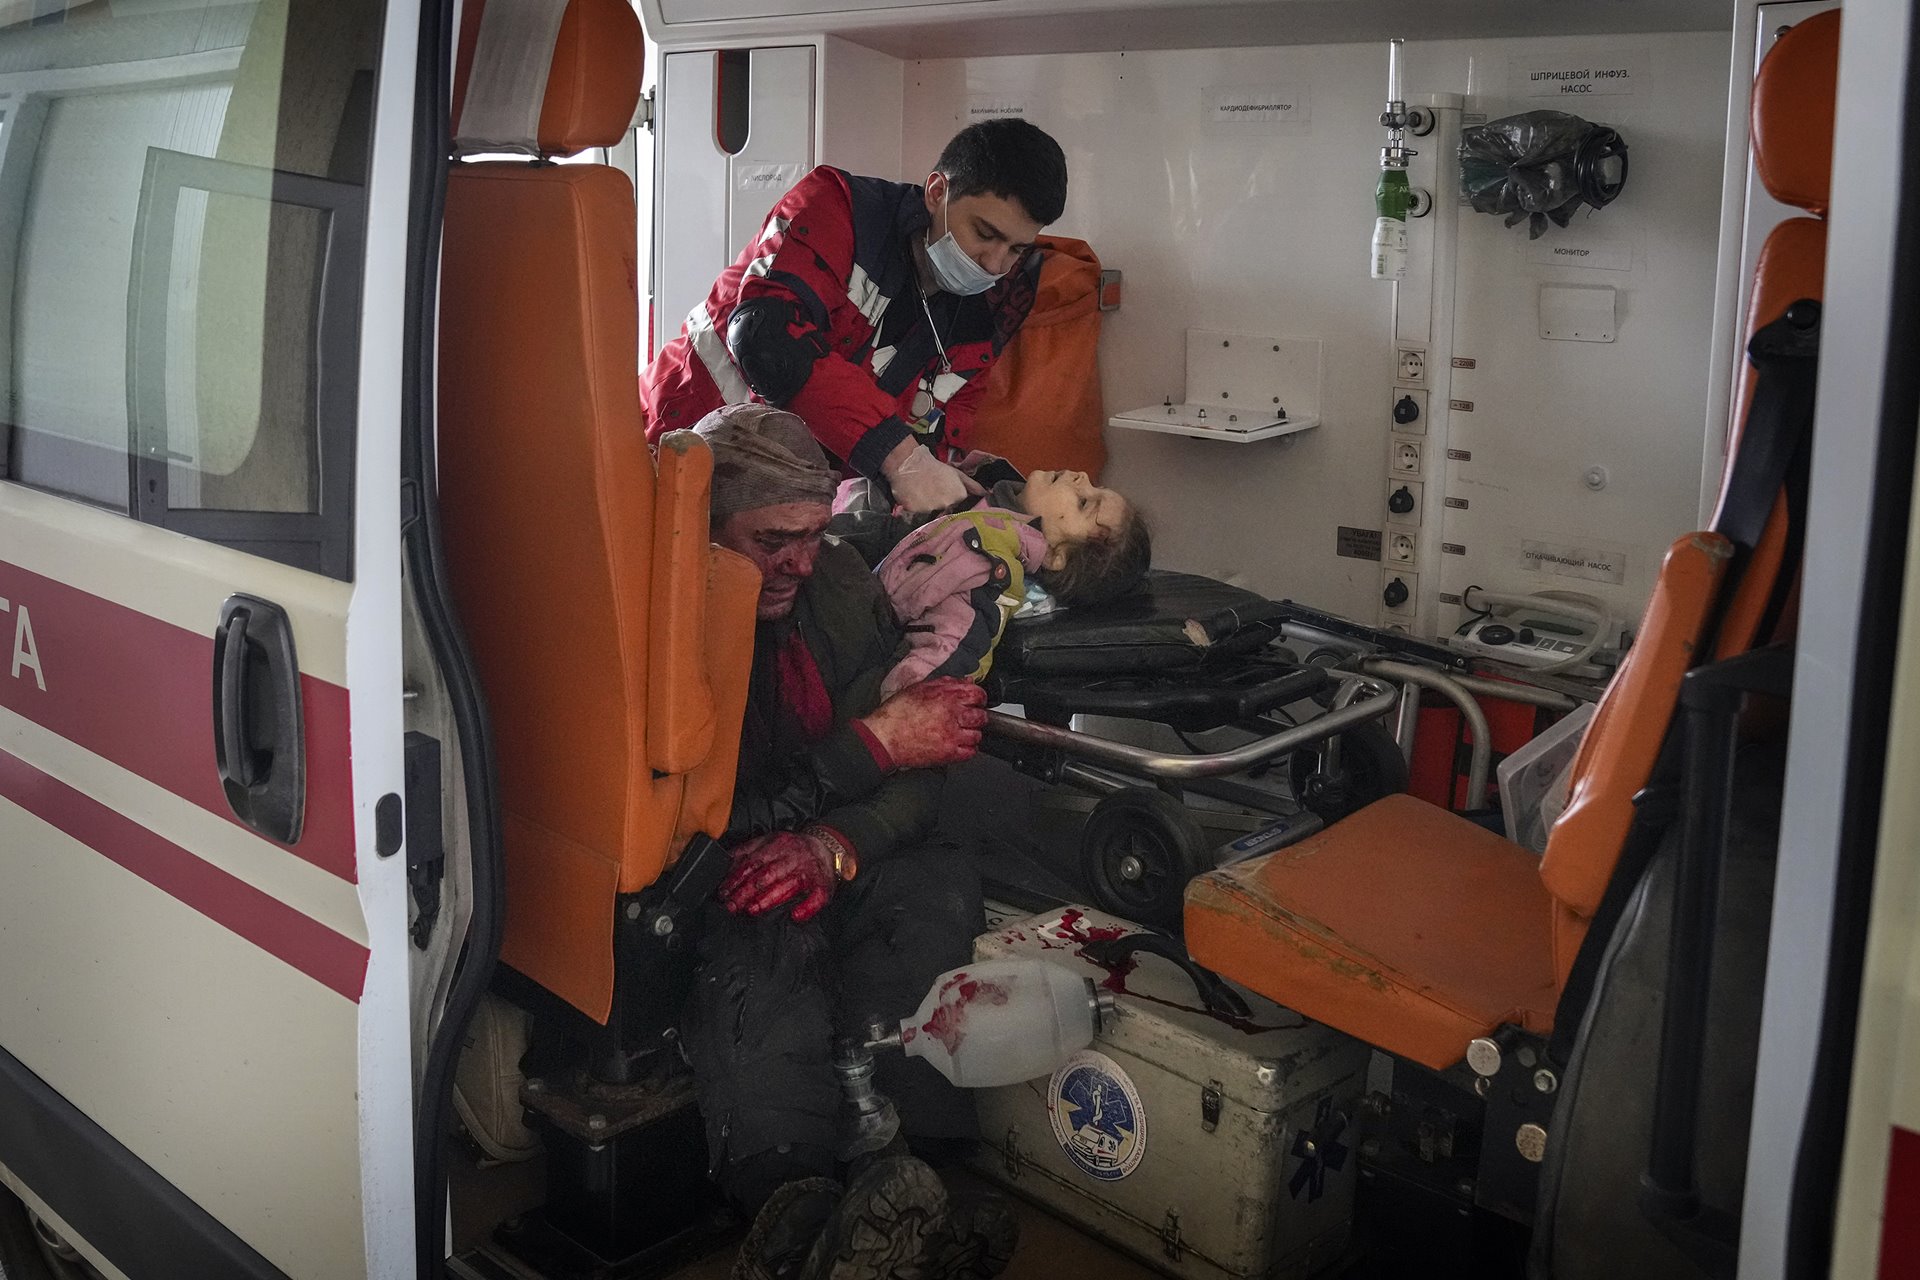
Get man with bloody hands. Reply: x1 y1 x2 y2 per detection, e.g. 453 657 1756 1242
677 403 1015 1280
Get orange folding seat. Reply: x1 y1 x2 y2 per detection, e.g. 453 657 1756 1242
435 0 759 1024
1183 11 1838 1075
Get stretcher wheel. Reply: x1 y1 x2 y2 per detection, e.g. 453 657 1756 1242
1288 721 1410 821
1080 787 1211 929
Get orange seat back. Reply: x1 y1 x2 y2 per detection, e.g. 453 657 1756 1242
1537 12 1837 983
1713 10 1838 658
1538 532 1732 982
437 0 758 1022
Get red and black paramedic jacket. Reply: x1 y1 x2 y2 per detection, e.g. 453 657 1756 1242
641 166 1042 480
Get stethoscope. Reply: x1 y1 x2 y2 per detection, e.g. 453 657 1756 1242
910 283 954 434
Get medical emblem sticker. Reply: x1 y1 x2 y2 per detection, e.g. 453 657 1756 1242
1047 1050 1146 1181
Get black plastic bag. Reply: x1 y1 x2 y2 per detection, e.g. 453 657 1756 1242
1459 110 1629 239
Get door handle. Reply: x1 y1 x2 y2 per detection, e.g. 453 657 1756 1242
211 595 307 845
216 608 258 789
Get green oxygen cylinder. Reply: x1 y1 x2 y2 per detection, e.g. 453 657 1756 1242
1372 165 1410 280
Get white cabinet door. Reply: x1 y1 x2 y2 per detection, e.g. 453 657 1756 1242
654 45 816 358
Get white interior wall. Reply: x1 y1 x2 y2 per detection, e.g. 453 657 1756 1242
898 31 1732 625
1425 32 1733 635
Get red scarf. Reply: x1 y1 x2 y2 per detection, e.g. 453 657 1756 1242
775 628 834 741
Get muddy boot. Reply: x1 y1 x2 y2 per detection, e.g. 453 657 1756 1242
733 1179 842 1280
801 1155 949 1280
926 1192 1018 1279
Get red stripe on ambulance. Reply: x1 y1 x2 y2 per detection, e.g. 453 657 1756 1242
0 559 355 882
1884 1125 1920 1280
0 746 368 1002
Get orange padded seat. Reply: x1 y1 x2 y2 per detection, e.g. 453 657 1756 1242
1188 532 1732 1070
437 0 758 1023
1193 795 1558 1070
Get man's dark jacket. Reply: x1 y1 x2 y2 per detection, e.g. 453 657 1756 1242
727 537 939 862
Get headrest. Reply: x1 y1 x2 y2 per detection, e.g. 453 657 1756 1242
1751 9 1839 216
452 0 642 157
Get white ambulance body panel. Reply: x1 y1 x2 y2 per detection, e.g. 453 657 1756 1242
0 1 422 1275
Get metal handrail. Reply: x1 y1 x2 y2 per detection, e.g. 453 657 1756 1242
983 676 1399 781
1359 659 1493 810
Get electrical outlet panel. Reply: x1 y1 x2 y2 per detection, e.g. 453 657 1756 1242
1386 531 1417 566
1386 478 1424 527
1381 569 1418 619
1392 439 1423 476
1396 348 1427 385
1390 388 1428 435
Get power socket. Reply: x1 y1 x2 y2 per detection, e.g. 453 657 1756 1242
1390 388 1428 435
1386 531 1417 566
1386 478 1424 527
1392 438 1423 476
1381 569 1418 619
1396 348 1427 385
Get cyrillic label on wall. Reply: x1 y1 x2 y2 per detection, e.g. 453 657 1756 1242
1206 84 1310 126
1442 543 1467 556
1519 538 1628 584
1527 237 1633 272
1444 496 1469 510
1336 526 1382 561
1451 357 1477 369
735 161 804 198
966 97 1027 120
1513 50 1642 98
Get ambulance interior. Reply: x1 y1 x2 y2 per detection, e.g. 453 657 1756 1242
430 0 1890 1277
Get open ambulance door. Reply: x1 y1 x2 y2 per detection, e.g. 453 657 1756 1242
0 0 431 1275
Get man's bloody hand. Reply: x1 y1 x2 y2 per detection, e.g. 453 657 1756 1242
719 832 836 922
858 676 988 769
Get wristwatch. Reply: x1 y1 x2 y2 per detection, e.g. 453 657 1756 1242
804 824 859 882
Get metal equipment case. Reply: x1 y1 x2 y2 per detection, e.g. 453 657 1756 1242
970 907 1371 1279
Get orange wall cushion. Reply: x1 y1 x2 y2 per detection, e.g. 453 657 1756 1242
963 236 1108 478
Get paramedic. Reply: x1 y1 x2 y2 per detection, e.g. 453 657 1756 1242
679 404 1014 1279
643 118 1069 515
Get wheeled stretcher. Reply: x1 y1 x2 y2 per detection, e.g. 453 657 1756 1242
977 571 1415 926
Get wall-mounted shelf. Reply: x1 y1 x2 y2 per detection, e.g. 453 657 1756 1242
1109 329 1321 444
1109 403 1319 442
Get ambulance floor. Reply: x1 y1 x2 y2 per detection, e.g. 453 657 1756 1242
448 756 1168 1276
669 1168 1162 1279
451 1153 1161 1279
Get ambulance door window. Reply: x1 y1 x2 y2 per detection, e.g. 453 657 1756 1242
0 4 380 581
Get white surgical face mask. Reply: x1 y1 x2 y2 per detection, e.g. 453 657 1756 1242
924 192 1005 296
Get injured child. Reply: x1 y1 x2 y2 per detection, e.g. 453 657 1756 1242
846 466 1152 697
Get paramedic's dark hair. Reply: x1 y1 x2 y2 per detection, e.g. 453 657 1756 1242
936 119 1068 226
1037 504 1151 609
